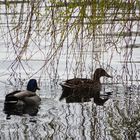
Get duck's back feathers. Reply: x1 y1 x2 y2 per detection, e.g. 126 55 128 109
60 77 100 90
5 90 21 104
5 90 41 104
59 80 101 101
13 90 36 98
23 95 41 105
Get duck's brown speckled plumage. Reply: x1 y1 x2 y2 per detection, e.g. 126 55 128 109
59 68 112 101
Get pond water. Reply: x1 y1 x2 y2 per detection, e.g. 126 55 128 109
0 77 140 140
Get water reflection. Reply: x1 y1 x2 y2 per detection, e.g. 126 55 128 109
106 93 140 140
64 92 110 106
0 85 140 139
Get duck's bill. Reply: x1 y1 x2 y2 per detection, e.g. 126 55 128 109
105 73 113 78
37 87 40 90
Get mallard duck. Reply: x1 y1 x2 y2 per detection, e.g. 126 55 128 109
4 79 41 117
59 68 112 101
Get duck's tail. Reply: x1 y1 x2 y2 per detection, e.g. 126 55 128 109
59 93 65 101
5 90 21 104
5 96 18 104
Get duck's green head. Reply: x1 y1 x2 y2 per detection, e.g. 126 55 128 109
27 79 40 92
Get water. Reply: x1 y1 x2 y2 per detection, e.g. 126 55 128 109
0 79 140 140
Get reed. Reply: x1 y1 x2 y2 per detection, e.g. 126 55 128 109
0 0 139 84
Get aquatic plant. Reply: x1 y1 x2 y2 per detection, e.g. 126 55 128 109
0 0 139 84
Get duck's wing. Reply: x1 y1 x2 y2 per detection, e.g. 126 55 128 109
5 90 21 103
60 78 94 90
65 78 93 85
5 90 36 101
6 90 21 97
59 79 101 100
23 95 41 105
94 97 109 106
13 91 36 99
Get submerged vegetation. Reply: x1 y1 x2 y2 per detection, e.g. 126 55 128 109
0 0 140 84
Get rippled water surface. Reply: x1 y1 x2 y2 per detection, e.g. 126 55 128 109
0 81 140 140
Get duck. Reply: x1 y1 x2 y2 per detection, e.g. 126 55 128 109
4 79 41 117
59 68 112 101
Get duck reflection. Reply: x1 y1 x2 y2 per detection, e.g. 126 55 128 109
93 95 109 106
62 91 110 105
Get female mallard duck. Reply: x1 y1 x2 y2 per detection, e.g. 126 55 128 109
59 68 112 101
4 79 41 117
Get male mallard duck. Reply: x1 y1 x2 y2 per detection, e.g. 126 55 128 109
4 79 41 117
59 68 112 101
